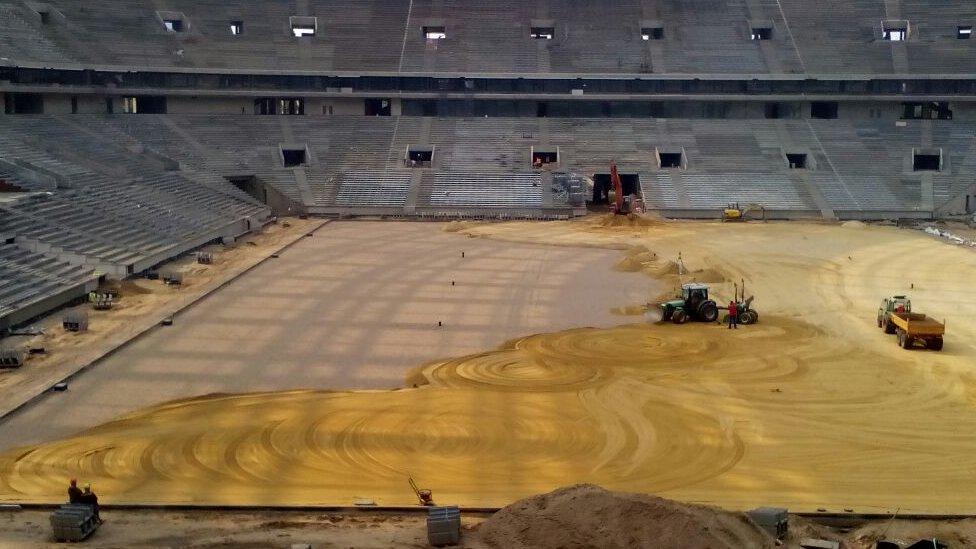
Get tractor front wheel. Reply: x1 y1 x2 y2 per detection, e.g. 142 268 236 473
672 309 688 324
662 306 673 322
739 310 757 325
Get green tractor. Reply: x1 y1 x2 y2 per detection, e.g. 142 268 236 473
660 283 720 324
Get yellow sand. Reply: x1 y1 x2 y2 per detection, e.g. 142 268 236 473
1 216 976 513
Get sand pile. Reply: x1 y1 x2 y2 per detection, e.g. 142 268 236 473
593 213 664 228
842 220 867 229
476 485 774 549
443 220 481 233
614 245 659 272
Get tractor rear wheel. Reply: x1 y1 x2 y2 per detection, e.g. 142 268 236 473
929 337 944 351
672 309 688 324
698 300 719 323
739 311 757 325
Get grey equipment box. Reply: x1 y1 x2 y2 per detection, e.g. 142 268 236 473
50 504 99 542
427 505 461 546
747 507 788 539
0 349 25 369
63 311 89 332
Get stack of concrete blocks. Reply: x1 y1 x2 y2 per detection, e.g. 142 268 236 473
747 507 788 540
426 505 461 546
50 504 99 542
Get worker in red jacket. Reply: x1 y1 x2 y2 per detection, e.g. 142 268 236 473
728 300 738 329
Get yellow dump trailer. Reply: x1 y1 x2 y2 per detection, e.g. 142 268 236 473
887 311 945 351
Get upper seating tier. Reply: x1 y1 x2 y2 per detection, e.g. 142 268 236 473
0 0 973 75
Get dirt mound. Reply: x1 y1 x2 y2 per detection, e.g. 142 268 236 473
443 221 481 233
476 485 774 549
593 213 664 228
614 245 659 272
842 220 867 229
687 267 727 284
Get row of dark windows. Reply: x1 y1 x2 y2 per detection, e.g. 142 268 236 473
2 93 954 123
153 15 972 42
5 68 976 96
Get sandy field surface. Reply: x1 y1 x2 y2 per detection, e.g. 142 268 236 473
0 216 975 515
0 217 325 419
0 220 649 448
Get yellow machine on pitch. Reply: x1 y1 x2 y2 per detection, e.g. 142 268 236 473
722 202 765 222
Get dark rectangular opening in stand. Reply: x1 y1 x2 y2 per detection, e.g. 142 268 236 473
959 26 973 39
530 26 554 39
423 26 446 40
124 95 167 114
254 98 275 115
591 173 641 203
71 96 78 114
786 153 807 169
902 101 952 120
764 102 781 119
39 11 51 24
751 27 772 40
659 152 683 168
5 93 44 114
811 101 838 119
226 175 268 204
641 27 664 40
408 149 433 163
532 151 558 166
365 98 392 116
163 19 184 32
883 25 907 41
278 98 304 115
282 149 307 167
913 153 940 171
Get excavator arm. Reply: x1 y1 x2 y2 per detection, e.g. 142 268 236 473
610 161 625 214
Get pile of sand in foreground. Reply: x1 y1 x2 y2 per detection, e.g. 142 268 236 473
476 485 774 549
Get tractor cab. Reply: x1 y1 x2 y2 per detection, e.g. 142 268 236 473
683 283 709 304
660 282 719 324
877 295 912 333
882 295 911 314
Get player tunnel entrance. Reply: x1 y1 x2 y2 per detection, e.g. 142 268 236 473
592 173 640 204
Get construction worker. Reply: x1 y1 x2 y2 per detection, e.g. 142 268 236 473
80 485 101 523
728 300 739 329
67 479 83 504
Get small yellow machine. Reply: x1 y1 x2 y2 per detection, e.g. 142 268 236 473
722 202 765 221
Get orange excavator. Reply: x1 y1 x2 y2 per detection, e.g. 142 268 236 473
609 161 627 215
609 161 644 215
